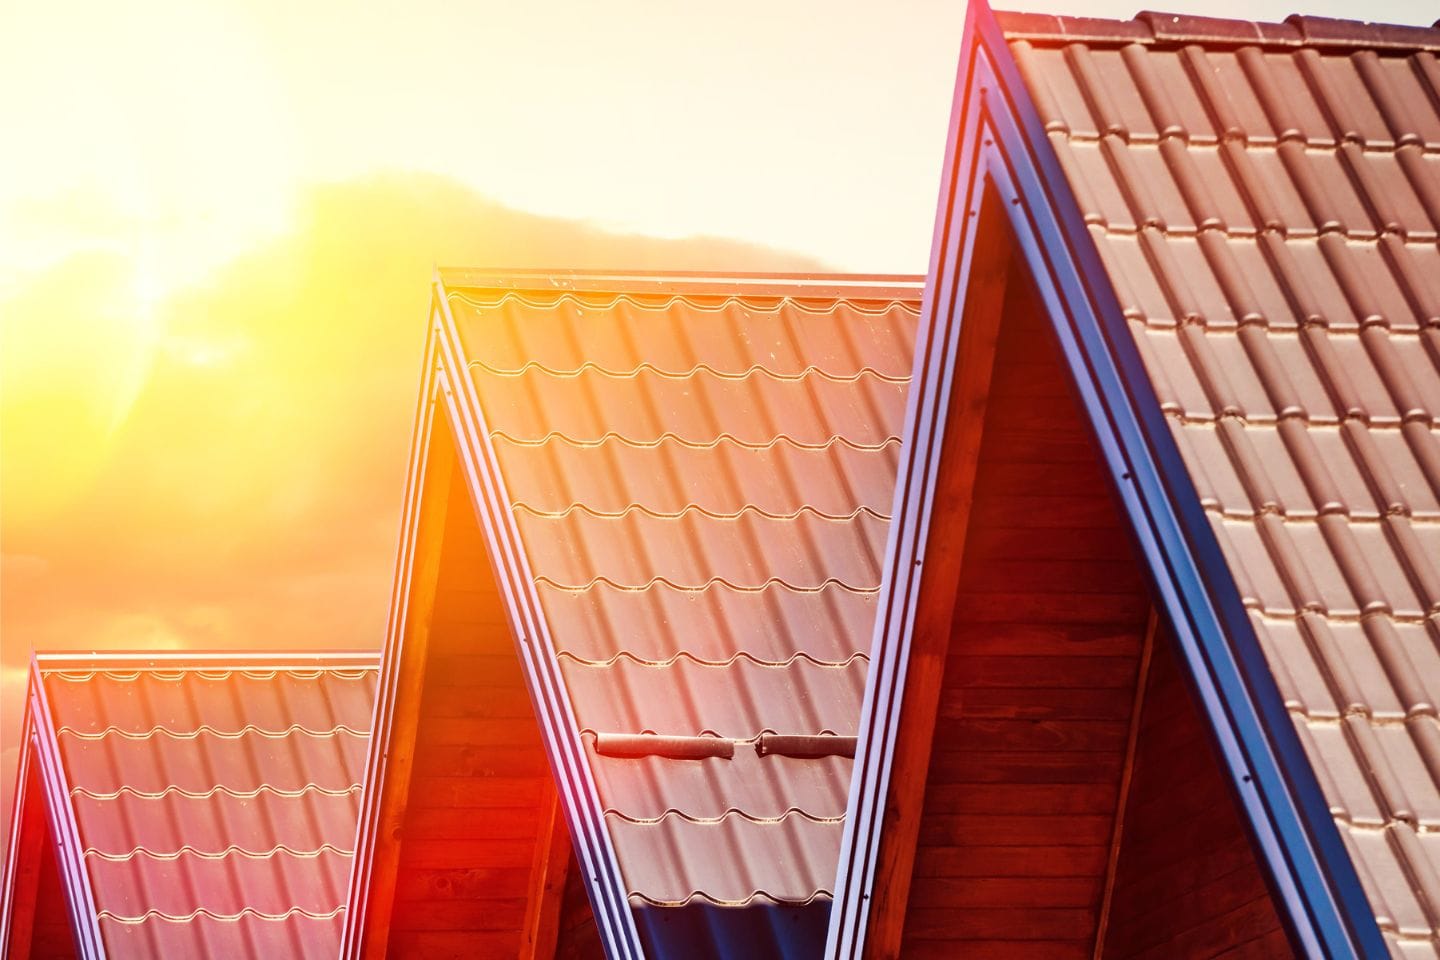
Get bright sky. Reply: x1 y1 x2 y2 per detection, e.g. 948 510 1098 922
0 0 1434 831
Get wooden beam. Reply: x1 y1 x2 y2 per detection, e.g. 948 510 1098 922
356 409 457 959
861 190 1013 960
1093 607 1159 960
520 780 571 960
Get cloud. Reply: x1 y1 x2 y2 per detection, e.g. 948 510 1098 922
0 171 825 829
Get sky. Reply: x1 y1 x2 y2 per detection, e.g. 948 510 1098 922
1 0 1434 836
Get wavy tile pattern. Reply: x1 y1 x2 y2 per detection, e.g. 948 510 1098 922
450 283 919 918
40 658 377 959
1004 13 1440 956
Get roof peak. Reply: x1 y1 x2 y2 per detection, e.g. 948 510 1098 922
436 267 924 300
996 9 1440 52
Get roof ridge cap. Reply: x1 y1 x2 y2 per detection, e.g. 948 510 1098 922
995 8 1440 52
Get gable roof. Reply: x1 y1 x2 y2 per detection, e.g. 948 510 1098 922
832 6 1440 959
2 652 378 959
349 269 922 958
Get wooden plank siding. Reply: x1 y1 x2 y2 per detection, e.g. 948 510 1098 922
384 433 593 959
898 273 1151 958
1098 627 1289 960
9 773 77 960
554 849 605 960
891 257 1290 958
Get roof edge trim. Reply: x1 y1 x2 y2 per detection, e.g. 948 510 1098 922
340 312 446 958
432 276 645 959
28 659 106 958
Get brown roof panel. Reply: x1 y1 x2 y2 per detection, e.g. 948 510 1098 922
446 278 920 921
1004 12 1440 953
35 653 377 959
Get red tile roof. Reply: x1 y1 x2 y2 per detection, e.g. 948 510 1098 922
997 9 1440 955
22 653 377 959
442 271 920 941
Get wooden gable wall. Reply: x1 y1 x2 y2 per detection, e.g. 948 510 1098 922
4 755 78 960
1099 629 1289 959
364 415 600 958
889 247 1291 958
896 273 1152 958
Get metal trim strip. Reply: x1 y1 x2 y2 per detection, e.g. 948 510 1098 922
433 277 645 959
29 662 106 958
339 314 444 958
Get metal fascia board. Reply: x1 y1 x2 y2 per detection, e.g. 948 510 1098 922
432 278 644 960
970 7 1384 957
28 663 106 958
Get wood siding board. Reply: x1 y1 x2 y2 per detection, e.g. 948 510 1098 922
1099 625 1288 959
520 783 570 960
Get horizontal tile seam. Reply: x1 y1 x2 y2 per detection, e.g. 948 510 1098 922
490 431 902 452
97 906 347 925
533 575 880 595
448 289 923 317
603 808 845 825
556 651 871 668
511 503 893 522
469 359 912 385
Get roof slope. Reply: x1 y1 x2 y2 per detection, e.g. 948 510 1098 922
442 271 920 953
1002 11 1440 954
22 652 377 958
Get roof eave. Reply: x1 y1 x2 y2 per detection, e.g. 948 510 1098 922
829 2 1388 957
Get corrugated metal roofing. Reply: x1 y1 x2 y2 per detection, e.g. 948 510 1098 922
1003 12 1440 955
34 653 377 959
444 274 920 949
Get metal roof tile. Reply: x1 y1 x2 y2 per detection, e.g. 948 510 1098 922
31 655 376 959
1010 16 1440 944
445 277 918 935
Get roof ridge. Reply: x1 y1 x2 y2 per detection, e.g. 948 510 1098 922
996 9 1440 51
448 288 922 317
